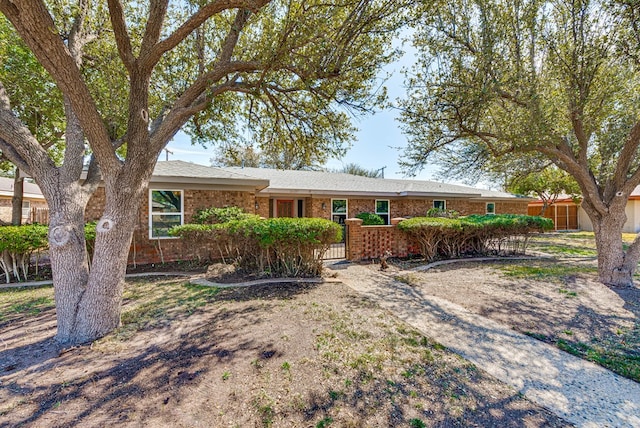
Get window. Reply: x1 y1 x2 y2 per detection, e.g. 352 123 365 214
149 190 183 238
433 200 446 210
21 200 31 220
486 202 496 215
375 199 390 225
331 199 347 225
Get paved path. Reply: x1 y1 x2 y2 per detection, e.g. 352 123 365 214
327 262 640 428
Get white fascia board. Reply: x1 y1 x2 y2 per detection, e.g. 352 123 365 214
149 175 269 188
468 196 535 202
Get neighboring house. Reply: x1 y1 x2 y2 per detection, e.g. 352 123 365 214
0 176 48 224
527 197 580 231
82 161 530 264
577 186 640 233
528 186 640 233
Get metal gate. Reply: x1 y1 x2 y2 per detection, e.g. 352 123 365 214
323 242 346 260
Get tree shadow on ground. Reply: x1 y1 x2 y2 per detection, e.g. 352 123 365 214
215 280 320 302
0 303 279 428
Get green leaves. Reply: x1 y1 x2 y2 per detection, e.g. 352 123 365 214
398 214 553 261
0 224 48 283
192 206 260 224
0 224 48 254
355 212 384 225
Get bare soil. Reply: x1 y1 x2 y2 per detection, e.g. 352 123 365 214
387 257 640 381
0 278 568 427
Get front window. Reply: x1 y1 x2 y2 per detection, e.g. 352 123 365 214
150 190 183 238
375 199 390 225
486 202 496 215
21 200 31 220
433 200 446 210
331 199 347 225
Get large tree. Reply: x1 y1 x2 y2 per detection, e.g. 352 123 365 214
0 0 407 344
400 0 640 286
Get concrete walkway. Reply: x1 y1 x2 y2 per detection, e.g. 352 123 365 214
327 262 640 428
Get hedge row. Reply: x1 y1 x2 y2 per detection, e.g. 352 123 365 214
0 224 48 283
398 214 553 261
171 217 342 277
0 223 98 283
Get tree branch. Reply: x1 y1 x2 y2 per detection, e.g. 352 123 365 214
141 0 270 70
539 143 607 215
613 120 640 193
150 61 262 151
107 0 137 72
82 154 102 195
0 138 31 175
140 0 169 57
0 81 55 176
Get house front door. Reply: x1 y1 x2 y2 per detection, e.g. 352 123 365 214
277 200 294 217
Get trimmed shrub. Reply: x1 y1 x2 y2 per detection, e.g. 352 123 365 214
356 212 384 225
398 214 553 261
0 224 48 283
426 207 459 218
171 217 342 277
192 206 259 224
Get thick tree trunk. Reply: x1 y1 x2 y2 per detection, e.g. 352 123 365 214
47 184 91 344
585 202 640 287
51 180 145 344
11 173 23 225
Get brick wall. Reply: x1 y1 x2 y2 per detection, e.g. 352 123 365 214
86 187 258 264
255 197 270 218
83 187 529 265
344 199 529 262
345 218 419 261
306 197 331 220
447 200 528 215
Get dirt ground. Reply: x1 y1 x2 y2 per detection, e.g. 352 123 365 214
0 277 569 427
388 259 639 349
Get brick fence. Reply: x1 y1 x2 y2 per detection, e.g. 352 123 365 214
345 217 419 261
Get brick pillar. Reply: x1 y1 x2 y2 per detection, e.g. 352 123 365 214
391 217 408 257
345 218 363 261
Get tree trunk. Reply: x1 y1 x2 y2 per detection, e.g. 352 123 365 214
538 202 548 217
51 180 144 344
586 202 639 287
47 186 92 344
11 172 24 225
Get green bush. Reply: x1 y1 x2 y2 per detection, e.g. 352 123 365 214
426 207 459 218
171 217 342 277
398 214 553 261
355 212 385 225
192 206 259 224
0 224 48 283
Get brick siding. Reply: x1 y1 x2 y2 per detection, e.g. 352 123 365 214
84 187 529 265
86 187 258 264
344 199 530 262
345 218 419 261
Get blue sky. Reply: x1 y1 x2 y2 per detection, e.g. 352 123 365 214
162 36 440 181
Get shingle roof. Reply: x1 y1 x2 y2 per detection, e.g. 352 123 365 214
219 167 522 199
0 177 45 199
152 161 269 189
